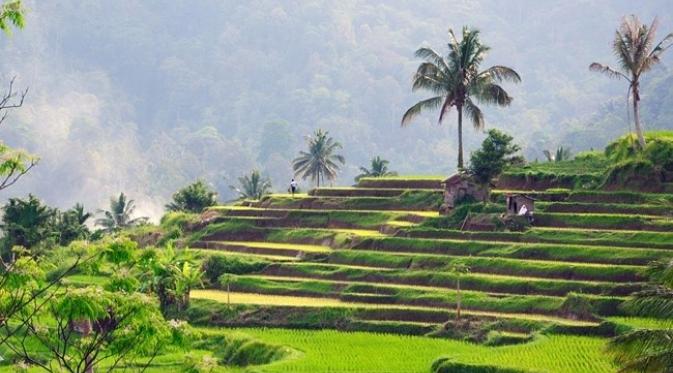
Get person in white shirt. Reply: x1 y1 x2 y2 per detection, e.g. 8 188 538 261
290 178 298 197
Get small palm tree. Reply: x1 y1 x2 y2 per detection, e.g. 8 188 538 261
355 156 397 181
292 129 345 187
608 258 673 372
95 193 148 233
449 262 470 321
229 170 272 200
590 15 673 150
402 26 521 169
543 146 572 163
170 261 204 312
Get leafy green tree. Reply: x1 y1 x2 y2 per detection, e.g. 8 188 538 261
0 194 55 258
590 16 673 150
55 203 92 246
0 0 23 34
402 26 521 169
95 193 148 233
608 258 673 372
135 245 202 316
0 3 35 193
166 180 218 213
468 129 523 185
292 129 345 187
229 169 272 200
355 156 397 181
4 287 180 373
543 146 572 163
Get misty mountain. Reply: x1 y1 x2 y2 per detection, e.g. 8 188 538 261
0 0 672 219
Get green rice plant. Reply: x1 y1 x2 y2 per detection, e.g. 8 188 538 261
265 262 639 297
353 236 668 265
327 250 645 283
231 328 616 372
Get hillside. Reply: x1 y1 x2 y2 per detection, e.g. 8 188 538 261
2 0 673 215
107 158 670 371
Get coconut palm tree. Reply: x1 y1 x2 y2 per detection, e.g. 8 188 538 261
590 15 673 150
402 26 521 169
355 156 397 181
292 129 345 187
229 170 272 200
95 193 148 233
543 146 572 163
608 258 673 372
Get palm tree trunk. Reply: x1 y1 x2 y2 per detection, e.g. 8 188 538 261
632 84 646 150
457 105 464 169
317 170 321 188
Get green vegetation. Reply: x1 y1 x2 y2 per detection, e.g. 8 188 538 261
292 129 345 188
355 156 397 181
230 169 273 200
166 179 218 213
468 129 524 185
95 192 149 233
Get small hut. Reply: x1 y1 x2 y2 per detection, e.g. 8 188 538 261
505 193 535 216
440 173 489 213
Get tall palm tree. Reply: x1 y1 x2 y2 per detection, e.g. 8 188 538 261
95 193 148 233
229 170 272 200
608 258 673 372
590 15 673 150
402 26 521 169
355 156 397 181
292 129 345 187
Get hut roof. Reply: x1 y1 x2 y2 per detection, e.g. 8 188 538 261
505 193 537 201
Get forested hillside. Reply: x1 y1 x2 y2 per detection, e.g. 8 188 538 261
0 0 671 217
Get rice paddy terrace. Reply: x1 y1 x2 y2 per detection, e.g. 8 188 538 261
179 167 673 372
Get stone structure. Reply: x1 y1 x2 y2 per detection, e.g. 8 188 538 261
505 193 535 215
440 173 490 214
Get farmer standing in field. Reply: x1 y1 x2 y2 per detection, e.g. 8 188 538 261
290 178 298 197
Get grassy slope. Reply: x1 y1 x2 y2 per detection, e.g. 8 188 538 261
234 328 615 373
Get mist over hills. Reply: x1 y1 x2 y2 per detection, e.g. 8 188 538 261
0 0 671 219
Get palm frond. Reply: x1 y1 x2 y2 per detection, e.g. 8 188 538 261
401 96 443 126
463 98 484 130
589 63 630 80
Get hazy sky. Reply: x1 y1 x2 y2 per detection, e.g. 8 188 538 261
0 0 671 220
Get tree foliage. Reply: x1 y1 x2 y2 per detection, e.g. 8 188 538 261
166 179 218 213
543 146 572 162
608 258 673 372
402 26 521 168
95 193 148 233
0 194 55 257
590 15 673 150
292 129 345 187
468 129 523 185
229 170 272 200
355 156 397 181
0 0 24 34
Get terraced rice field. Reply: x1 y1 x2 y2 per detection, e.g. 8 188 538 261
181 175 673 371
230 328 616 373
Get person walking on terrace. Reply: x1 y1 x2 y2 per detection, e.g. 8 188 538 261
290 178 298 197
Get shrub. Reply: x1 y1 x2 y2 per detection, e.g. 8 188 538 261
468 129 523 184
166 180 218 213
602 159 661 191
558 293 596 321
202 254 269 284
431 358 526 373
